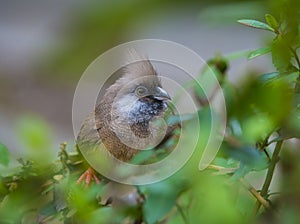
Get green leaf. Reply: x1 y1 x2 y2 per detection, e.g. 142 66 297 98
222 143 269 175
224 50 250 61
141 180 186 224
248 46 272 60
213 157 239 169
39 201 57 216
271 35 293 73
265 14 279 31
131 150 154 164
16 114 53 162
231 76 293 141
189 174 243 223
243 114 274 142
282 102 300 139
238 19 275 32
258 72 298 84
0 143 10 167
258 72 279 83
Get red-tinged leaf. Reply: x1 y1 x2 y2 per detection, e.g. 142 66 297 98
238 19 274 32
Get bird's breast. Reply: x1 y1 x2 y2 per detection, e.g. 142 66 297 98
95 96 168 161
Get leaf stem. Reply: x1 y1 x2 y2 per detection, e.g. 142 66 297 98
254 140 283 213
176 203 189 224
289 46 300 71
240 179 270 210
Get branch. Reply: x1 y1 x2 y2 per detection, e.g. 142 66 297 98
176 203 189 224
207 164 238 174
240 179 270 210
207 165 271 210
254 140 283 213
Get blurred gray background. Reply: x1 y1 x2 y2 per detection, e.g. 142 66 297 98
0 0 273 153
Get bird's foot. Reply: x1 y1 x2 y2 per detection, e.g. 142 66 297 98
77 167 101 187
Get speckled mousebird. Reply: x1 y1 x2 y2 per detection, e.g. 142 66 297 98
76 51 178 185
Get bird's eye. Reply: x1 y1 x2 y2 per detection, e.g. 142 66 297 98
135 86 148 97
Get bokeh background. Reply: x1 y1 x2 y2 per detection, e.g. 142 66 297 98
2 1 300 223
0 0 273 155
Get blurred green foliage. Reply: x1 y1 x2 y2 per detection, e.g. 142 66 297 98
1 0 300 223
16 115 54 163
0 143 10 167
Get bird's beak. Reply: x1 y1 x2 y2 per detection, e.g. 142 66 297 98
154 87 171 101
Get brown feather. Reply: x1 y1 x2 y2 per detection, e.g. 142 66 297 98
77 51 178 162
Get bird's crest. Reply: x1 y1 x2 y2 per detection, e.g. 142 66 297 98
103 49 161 100
123 49 158 79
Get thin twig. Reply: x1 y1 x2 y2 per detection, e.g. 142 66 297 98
240 179 270 210
257 135 271 161
207 164 238 174
263 149 271 161
176 203 189 224
254 140 283 213
208 165 271 210
289 46 300 70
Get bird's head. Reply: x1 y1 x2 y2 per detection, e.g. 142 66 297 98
97 51 174 150
110 60 171 125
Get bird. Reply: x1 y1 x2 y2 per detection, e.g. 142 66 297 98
76 50 179 187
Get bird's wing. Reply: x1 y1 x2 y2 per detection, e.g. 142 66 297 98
77 111 102 149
